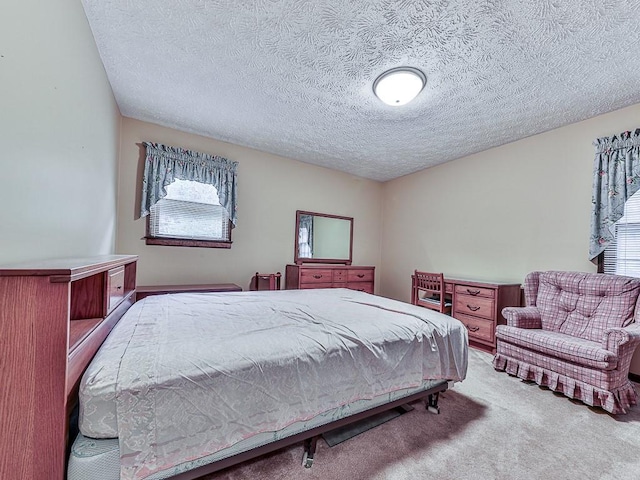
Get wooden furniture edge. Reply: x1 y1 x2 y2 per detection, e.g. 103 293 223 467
444 278 521 288
287 264 376 269
0 255 138 283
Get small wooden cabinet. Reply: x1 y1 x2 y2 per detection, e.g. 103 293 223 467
448 279 521 353
0 255 137 480
285 264 375 293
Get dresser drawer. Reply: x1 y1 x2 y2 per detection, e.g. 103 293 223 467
347 282 374 294
454 284 495 298
300 269 333 284
348 269 374 283
300 282 334 289
333 269 348 283
107 266 125 313
454 294 494 320
456 313 495 344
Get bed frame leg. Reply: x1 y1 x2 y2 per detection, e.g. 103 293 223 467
426 392 441 414
302 436 319 468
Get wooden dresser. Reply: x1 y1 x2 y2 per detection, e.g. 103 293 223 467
0 255 137 480
448 278 521 353
285 264 375 293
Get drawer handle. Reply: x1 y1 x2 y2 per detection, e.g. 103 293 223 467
357 274 365 278
466 325 480 332
117 286 122 290
466 304 480 312
466 289 480 295
313 274 323 279
357 288 365 291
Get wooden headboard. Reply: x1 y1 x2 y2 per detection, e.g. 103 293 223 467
0 255 137 479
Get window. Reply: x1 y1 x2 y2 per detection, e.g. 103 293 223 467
140 142 238 248
146 179 232 248
602 190 640 277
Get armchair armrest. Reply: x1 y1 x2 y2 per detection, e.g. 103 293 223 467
602 324 640 354
501 306 541 329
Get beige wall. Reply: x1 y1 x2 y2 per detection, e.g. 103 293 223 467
380 102 640 373
0 0 120 264
116 117 383 291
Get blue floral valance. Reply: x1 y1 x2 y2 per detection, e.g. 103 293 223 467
140 142 238 226
589 129 640 260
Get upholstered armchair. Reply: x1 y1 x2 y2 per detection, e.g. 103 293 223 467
493 271 640 414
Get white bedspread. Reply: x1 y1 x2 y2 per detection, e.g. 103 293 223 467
79 288 467 480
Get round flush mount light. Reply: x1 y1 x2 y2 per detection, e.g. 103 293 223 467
373 67 426 106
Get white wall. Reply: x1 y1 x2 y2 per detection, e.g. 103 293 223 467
116 117 383 291
0 0 120 264
380 102 640 373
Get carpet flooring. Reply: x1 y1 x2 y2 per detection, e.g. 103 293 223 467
200 349 640 480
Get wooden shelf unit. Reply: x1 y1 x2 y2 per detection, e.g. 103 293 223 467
0 254 137 480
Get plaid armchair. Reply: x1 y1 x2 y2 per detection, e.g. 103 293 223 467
493 271 640 414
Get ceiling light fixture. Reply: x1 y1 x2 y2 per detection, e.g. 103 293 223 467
373 67 426 106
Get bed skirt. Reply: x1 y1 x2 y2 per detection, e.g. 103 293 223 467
493 353 637 414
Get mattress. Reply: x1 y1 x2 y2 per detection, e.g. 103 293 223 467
69 379 448 480
77 288 468 480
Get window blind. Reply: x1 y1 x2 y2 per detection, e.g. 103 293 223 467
603 191 640 277
149 179 229 241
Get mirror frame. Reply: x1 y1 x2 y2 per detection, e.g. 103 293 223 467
294 210 353 265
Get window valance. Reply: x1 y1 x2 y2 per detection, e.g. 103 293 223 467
140 142 238 226
589 129 640 260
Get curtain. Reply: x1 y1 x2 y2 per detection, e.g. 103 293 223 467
140 142 238 226
589 129 640 260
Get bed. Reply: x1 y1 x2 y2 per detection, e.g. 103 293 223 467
67 288 468 480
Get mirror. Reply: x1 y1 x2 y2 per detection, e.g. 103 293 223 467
294 210 353 265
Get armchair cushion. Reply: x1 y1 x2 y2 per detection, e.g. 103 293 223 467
495 326 617 370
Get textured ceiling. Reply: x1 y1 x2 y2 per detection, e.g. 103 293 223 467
82 1 640 182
